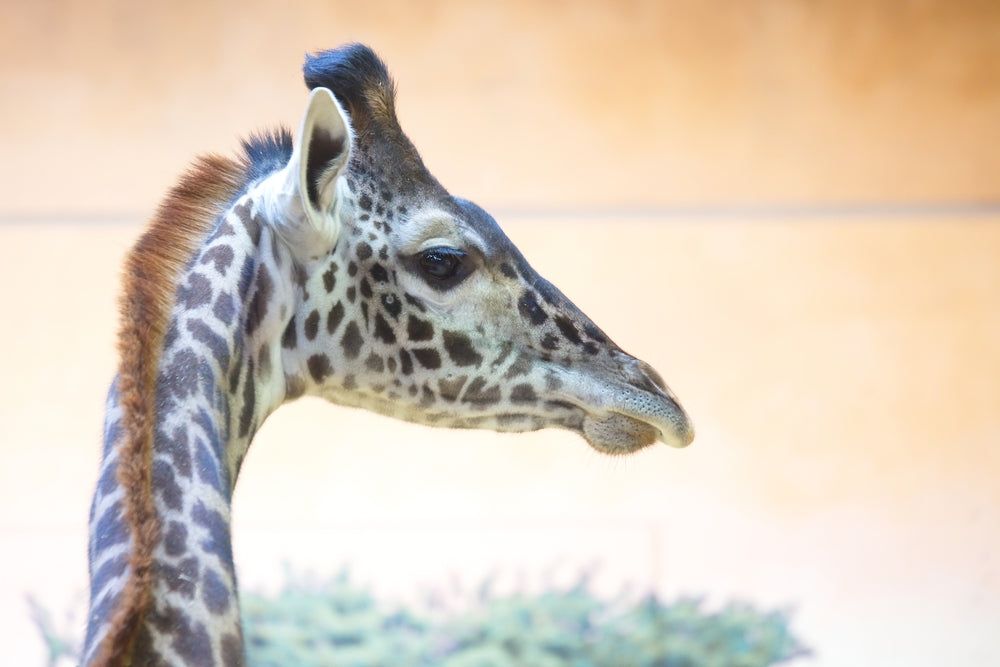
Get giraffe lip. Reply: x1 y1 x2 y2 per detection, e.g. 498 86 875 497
582 406 694 453
623 389 695 449
562 382 694 454
644 409 695 449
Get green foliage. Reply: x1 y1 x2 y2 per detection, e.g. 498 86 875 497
32 570 809 665
242 570 809 666
26 595 80 667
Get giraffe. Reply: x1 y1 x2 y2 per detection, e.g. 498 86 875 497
83 43 693 666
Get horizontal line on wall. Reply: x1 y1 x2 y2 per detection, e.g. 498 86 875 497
1 200 999 226
491 200 1000 221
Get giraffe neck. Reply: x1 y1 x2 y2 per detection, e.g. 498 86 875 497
85 197 295 666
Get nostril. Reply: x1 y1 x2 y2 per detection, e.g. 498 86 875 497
634 359 668 393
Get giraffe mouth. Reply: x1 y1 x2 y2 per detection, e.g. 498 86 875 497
552 358 694 455
580 409 693 455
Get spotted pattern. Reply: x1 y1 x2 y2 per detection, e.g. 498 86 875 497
85 212 263 666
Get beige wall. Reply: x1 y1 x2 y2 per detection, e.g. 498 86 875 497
1 2 998 665
1 0 999 216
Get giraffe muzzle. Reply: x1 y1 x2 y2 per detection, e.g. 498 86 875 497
584 387 693 453
625 357 695 449
561 356 694 454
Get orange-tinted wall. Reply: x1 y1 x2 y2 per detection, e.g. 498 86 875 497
2 0 999 216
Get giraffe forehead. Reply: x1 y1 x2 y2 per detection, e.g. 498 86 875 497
386 206 489 255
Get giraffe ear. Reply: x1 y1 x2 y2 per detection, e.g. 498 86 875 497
297 87 351 216
274 87 352 259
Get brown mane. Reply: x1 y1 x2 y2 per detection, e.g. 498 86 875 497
92 153 247 665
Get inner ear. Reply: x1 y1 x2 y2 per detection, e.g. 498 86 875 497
296 87 351 218
305 127 345 209
274 88 352 260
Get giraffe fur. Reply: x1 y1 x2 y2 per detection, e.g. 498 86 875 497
87 152 250 666
84 43 693 666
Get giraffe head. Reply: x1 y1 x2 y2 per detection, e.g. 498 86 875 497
254 44 692 454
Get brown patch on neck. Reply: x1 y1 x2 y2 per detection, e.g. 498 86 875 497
91 154 247 666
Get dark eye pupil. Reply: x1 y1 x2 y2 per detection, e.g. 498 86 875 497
420 248 463 280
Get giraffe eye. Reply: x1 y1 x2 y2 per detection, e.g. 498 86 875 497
419 247 465 281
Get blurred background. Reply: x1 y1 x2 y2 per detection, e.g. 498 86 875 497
1 0 998 664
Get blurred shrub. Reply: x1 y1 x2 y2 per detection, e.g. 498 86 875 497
34 569 809 665
242 570 809 666
27 595 79 667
